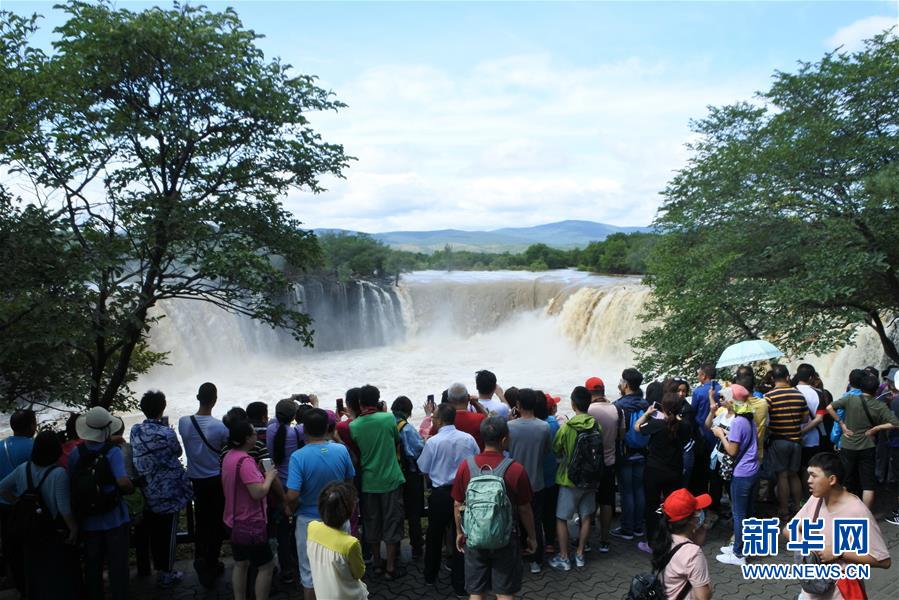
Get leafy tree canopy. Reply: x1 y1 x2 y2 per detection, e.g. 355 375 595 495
0 1 350 410
635 30 899 376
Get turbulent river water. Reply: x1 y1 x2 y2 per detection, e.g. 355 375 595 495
140 270 646 423
137 269 886 427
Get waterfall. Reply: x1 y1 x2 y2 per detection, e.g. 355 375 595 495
146 270 892 397
555 285 653 362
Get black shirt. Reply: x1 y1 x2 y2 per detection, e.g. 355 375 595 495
639 417 692 471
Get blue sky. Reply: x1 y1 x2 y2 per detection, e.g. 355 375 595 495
6 1 899 231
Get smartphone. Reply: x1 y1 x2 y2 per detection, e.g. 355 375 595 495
336 398 345 414
161 415 169 427
261 458 274 472
427 394 435 407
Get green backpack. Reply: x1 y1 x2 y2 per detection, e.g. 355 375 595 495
462 456 514 550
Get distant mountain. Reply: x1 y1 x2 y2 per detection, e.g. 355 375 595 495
315 220 650 253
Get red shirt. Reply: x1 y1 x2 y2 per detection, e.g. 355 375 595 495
58 439 84 468
336 419 360 460
430 411 487 450
451 450 533 506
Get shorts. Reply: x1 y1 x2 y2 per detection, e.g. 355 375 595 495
464 533 523 595
768 439 801 474
556 485 597 521
595 464 616 507
839 447 876 492
232 542 273 568
362 487 405 544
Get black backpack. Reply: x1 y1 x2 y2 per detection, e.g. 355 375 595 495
567 424 604 488
625 542 693 600
70 443 120 516
10 462 59 539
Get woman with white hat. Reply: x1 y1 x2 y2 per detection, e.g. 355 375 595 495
68 406 134 600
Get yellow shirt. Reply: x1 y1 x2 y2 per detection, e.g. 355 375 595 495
306 520 367 600
746 395 769 460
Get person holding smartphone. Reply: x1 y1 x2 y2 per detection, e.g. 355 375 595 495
222 421 278 600
131 390 193 588
634 392 693 551
419 395 437 442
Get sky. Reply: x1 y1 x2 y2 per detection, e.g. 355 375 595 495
5 1 899 232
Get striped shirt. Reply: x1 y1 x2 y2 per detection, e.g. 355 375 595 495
764 386 809 443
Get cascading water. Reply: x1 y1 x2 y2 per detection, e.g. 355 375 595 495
139 269 893 424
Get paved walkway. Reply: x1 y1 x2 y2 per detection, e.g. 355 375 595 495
121 512 899 600
2 503 896 599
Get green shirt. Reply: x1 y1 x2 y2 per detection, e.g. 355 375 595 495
348 411 405 493
832 393 899 451
552 413 597 488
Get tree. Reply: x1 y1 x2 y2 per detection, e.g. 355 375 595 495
317 232 392 281
0 2 350 409
635 30 899 376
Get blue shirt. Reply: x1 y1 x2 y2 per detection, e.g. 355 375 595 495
542 416 561 487
396 416 424 460
416 425 479 487
0 462 71 518
286 441 355 519
67 442 130 531
0 436 33 506
178 415 229 479
692 381 721 445
131 420 193 514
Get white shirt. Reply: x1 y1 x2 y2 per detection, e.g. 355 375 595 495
479 398 510 419
796 384 821 447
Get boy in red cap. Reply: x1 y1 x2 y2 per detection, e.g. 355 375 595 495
585 376 617 553
653 488 712 600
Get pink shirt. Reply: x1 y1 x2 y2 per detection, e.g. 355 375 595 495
587 401 619 466
222 450 266 529
663 534 710 600
793 492 889 600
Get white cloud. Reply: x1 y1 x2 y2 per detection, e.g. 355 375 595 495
290 53 766 233
826 15 897 53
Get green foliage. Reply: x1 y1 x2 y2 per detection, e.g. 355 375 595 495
315 231 657 279
580 232 658 275
635 30 899 377
317 232 391 281
0 2 350 410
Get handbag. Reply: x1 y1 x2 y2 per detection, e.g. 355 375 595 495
794 498 836 595
228 456 268 546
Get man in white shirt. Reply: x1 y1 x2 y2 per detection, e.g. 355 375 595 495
177 382 229 588
417 402 479 595
795 363 823 478
475 369 510 418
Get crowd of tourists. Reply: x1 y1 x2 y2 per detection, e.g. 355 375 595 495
0 364 898 600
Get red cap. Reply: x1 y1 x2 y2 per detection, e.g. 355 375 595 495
544 393 560 406
585 377 605 393
662 488 712 522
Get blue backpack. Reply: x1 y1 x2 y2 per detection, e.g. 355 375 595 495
618 406 650 454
